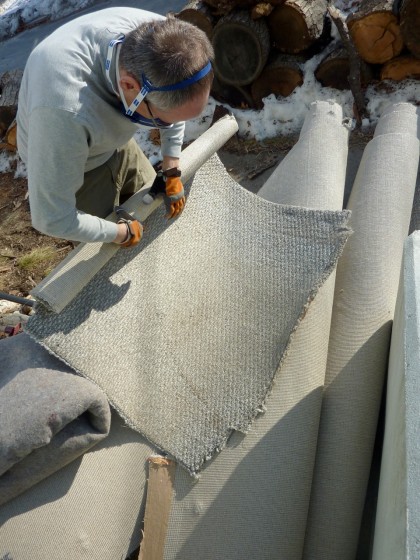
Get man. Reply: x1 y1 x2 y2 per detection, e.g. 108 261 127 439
17 7 214 247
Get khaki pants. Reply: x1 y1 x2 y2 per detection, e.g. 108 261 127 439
75 138 156 218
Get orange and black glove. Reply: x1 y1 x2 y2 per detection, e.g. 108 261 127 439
163 167 185 219
115 206 143 248
144 167 185 219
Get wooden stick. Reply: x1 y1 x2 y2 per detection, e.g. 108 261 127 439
328 4 367 125
138 457 176 560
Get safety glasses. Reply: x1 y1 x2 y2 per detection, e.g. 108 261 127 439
124 61 212 120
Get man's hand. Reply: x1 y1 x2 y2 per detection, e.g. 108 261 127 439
164 170 185 219
113 207 143 247
144 166 186 219
118 218 143 247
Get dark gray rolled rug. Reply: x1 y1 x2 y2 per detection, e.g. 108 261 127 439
0 333 111 505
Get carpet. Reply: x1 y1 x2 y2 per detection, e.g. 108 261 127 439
26 154 350 475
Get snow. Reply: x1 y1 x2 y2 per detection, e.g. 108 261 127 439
1 0 420 172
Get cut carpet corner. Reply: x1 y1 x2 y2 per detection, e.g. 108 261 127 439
25 154 351 475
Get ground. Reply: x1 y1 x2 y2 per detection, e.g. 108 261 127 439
0 162 74 297
0 167 71 296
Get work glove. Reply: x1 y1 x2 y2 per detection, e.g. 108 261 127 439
143 167 185 219
114 206 143 248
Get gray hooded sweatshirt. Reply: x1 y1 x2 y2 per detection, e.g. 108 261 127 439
17 7 185 243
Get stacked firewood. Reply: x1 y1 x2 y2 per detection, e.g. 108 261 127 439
0 69 22 151
175 0 420 109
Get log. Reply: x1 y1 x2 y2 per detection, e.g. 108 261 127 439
0 69 23 138
212 10 270 86
251 3 275 19
400 0 420 59
380 55 420 81
251 53 304 107
203 0 284 15
175 1 215 39
0 119 17 151
315 45 374 90
315 47 354 90
268 0 329 53
211 75 256 108
347 0 404 64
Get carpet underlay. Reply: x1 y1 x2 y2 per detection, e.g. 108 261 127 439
26 155 350 474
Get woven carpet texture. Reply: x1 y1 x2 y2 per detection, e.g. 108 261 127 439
303 102 420 560
26 148 351 476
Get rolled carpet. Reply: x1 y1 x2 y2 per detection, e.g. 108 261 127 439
0 333 111 506
303 102 420 560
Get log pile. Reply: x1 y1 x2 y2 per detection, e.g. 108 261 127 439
0 69 22 151
175 0 420 109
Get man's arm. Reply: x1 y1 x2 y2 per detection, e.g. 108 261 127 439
26 108 118 244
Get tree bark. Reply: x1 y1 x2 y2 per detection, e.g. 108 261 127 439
212 10 270 85
251 2 275 19
400 0 420 59
175 1 215 39
329 5 367 124
251 53 304 107
347 0 404 64
0 69 23 138
380 55 420 80
268 0 328 53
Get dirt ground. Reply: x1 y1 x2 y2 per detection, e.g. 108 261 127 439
0 161 74 297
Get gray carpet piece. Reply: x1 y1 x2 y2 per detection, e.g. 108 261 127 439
0 333 111 506
26 154 351 475
0 410 156 560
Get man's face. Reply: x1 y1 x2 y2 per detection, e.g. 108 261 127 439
143 87 211 125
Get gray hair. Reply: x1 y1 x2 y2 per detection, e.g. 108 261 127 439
119 16 214 111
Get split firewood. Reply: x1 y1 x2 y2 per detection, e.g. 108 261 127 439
0 119 17 151
347 0 404 64
251 53 304 107
315 45 374 90
380 55 420 81
0 69 23 138
400 0 420 59
175 1 215 39
268 0 329 53
251 2 275 19
212 10 270 85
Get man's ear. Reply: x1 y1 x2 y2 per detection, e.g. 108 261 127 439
118 71 140 93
